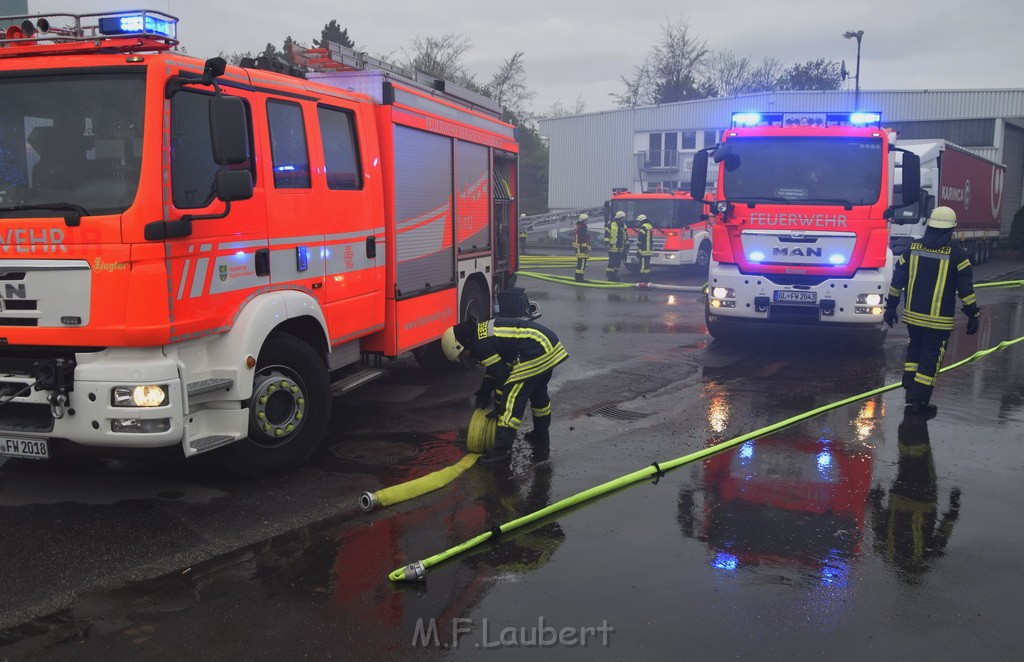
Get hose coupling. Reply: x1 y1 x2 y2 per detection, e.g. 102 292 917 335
405 561 427 581
358 491 378 512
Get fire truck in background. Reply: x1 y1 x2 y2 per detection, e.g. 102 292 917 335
689 111 920 342
602 189 712 273
889 139 1005 261
0 10 522 475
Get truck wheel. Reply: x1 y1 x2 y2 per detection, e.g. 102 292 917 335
704 299 736 342
695 241 712 271
220 333 331 477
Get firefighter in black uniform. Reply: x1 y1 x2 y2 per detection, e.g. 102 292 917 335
441 318 568 466
573 213 592 282
868 411 960 578
884 206 980 415
604 211 628 281
635 214 654 277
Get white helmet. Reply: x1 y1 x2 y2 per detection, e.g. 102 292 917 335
441 326 465 362
636 214 647 222
614 211 626 219
927 206 957 229
578 213 589 221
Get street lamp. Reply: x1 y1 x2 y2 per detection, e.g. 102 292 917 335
843 30 864 110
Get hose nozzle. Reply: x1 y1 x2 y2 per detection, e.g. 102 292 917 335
405 561 426 581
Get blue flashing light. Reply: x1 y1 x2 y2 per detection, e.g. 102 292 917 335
98 13 177 39
712 552 738 571
828 254 847 265
732 112 762 127
817 451 832 469
739 441 755 460
849 112 882 125
748 251 766 262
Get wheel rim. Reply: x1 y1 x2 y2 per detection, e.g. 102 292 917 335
696 244 711 268
249 366 308 448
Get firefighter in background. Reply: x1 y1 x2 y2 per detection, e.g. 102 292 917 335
635 214 654 277
442 318 568 466
604 210 628 281
518 213 528 253
883 206 980 415
572 213 592 282
868 411 960 578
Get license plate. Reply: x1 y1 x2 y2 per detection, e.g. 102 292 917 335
0 436 49 460
774 290 817 303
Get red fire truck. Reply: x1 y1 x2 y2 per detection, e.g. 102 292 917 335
603 189 711 273
689 112 920 342
0 10 522 475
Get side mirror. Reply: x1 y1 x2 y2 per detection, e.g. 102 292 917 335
690 150 708 200
209 95 249 165
216 169 254 202
900 152 920 206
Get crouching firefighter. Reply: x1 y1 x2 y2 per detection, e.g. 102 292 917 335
442 318 569 466
883 206 980 415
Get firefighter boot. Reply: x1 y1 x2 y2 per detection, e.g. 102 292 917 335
479 426 515 466
524 415 550 462
575 273 585 283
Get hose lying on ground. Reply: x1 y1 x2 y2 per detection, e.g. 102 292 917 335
517 270 706 293
389 330 1024 581
358 410 496 512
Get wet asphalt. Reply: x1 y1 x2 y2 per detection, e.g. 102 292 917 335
2 255 1023 661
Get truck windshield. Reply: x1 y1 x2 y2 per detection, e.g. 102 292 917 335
609 199 704 229
0 71 146 216
721 137 883 206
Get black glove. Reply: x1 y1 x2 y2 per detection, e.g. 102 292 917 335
474 386 493 409
966 314 979 335
883 307 898 328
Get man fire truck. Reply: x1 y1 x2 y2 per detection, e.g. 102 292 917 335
689 112 920 341
0 10 523 475
603 189 711 274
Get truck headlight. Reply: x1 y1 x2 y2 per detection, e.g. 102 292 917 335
112 385 168 407
857 294 883 306
711 287 734 299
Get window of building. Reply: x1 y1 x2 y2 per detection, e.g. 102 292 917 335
267 99 310 189
646 132 679 168
682 131 697 149
317 105 361 190
703 130 718 148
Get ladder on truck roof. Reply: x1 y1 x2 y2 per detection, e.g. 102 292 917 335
286 40 502 119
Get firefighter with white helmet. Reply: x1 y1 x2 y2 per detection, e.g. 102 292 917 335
884 206 980 415
635 214 654 276
573 213 592 282
441 318 568 466
604 210 628 281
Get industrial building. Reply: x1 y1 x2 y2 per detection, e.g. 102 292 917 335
538 90 1024 235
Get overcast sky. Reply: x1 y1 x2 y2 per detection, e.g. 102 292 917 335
36 0 1024 114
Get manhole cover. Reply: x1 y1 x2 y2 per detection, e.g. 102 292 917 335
588 405 648 421
329 440 423 465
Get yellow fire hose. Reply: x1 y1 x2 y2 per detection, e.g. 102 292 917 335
358 410 496 512
388 278 1024 581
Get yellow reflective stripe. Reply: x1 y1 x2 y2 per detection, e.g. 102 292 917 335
902 310 954 330
914 373 935 386
898 443 931 457
957 259 971 271
907 254 919 309
531 403 552 416
931 256 949 317
480 354 502 367
936 340 947 375
904 362 919 372
493 327 556 353
962 293 976 305
508 344 568 381
888 285 902 296
499 381 525 427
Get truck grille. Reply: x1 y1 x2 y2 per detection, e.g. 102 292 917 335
0 402 53 433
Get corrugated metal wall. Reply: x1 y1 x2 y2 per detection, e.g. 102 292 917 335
540 90 1024 220
1002 124 1024 235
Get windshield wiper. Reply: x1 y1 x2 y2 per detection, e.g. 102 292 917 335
726 196 792 206
0 202 90 227
792 197 855 210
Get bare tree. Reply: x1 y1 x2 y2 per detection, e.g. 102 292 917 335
402 33 477 88
702 50 752 98
614 14 710 107
542 95 588 118
746 56 785 93
487 51 536 119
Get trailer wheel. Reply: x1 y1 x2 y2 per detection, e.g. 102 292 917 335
220 333 331 477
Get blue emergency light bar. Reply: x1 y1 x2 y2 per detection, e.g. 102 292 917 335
97 11 177 39
731 111 883 128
